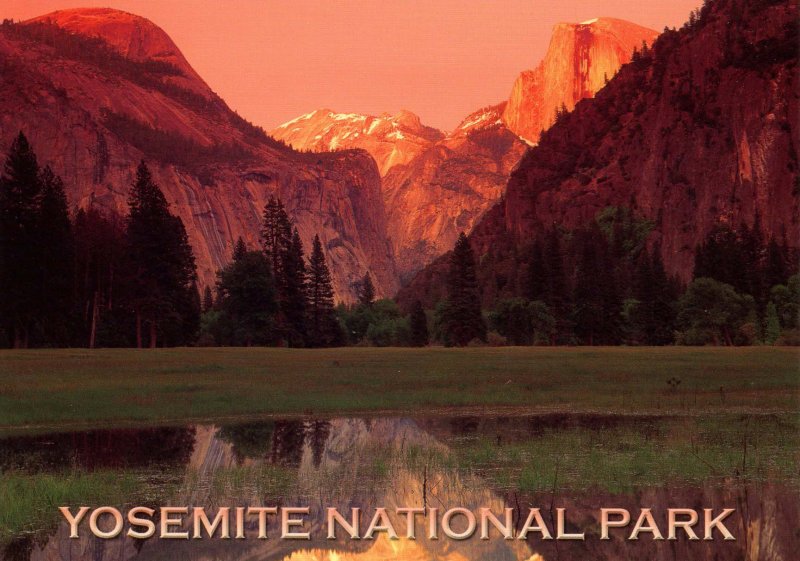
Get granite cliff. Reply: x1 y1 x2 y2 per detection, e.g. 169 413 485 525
399 0 799 306
0 8 399 301
502 17 658 143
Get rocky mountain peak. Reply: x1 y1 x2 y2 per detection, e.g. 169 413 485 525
271 109 444 176
502 16 658 143
28 8 213 98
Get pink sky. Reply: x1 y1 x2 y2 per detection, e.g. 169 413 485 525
6 0 702 131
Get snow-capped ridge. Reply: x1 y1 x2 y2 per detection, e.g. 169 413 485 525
271 109 444 176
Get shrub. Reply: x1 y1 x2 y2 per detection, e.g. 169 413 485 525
486 331 508 347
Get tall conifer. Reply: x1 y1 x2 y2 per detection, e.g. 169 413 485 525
202 285 214 312
542 229 571 343
359 272 376 307
233 236 247 261
409 300 429 347
127 161 197 348
216 248 277 346
306 234 340 347
73 207 130 348
261 196 292 278
440 232 486 346
36 166 74 345
282 228 308 346
0 132 42 347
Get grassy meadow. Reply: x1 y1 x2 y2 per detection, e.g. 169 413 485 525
0 346 797 431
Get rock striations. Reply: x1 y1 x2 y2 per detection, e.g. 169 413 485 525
0 9 398 301
274 104 528 281
502 17 658 144
400 0 799 307
274 17 656 280
383 104 527 280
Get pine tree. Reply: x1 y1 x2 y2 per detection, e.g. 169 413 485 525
216 249 277 346
306 234 341 347
527 239 547 301
572 231 605 345
542 229 571 343
202 285 214 312
0 132 42 348
233 237 247 261
359 272 376 307
165 279 201 346
741 215 766 305
282 228 308 346
36 166 74 345
631 247 677 345
261 196 292 278
409 300 429 347
73 207 130 348
647 248 678 344
765 237 790 290
262 197 308 344
127 161 197 348
440 232 486 346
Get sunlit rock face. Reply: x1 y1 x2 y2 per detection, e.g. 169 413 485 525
272 18 656 281
502 17 658 143
0 9 398 301
383 104 527 280
28 8 210 98
272 110 445 177
273 104 527 281
401 0 799 300
495 0 799 283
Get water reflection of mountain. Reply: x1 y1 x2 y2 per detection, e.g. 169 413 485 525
4 417 797 561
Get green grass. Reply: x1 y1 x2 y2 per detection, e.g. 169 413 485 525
0 347 797 431
450 414 800 494
0 469 176 542
181 464 296 506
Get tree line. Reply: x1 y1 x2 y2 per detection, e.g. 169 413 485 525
200 197 430 348
0 133 430 349
430 208 799 347
2 133 795 348
200 196 343 347
0 133 198 348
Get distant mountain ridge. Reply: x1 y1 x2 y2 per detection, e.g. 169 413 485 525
273 16 657 280
382 103 526 280
272 108 444 176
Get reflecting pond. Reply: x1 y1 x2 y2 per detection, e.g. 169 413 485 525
1 414 797 561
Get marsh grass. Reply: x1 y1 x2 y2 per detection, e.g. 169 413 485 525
0 469 175 543
181 464 296 507
0 347 797 431
450 414 800 494
2 413 797 548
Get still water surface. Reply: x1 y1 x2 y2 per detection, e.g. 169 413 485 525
1 414 796 561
